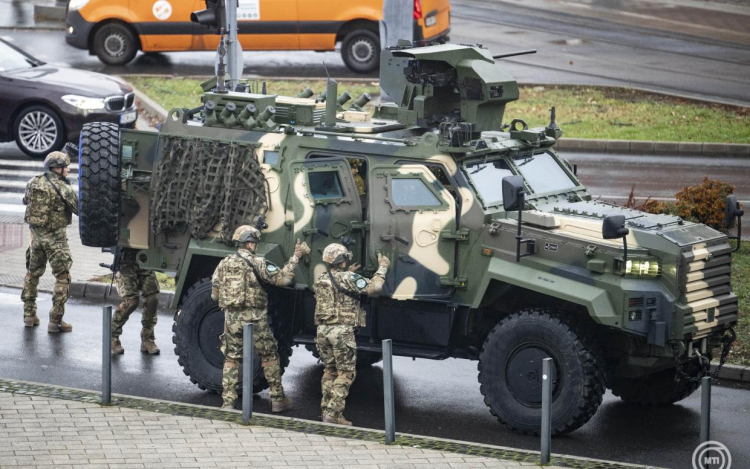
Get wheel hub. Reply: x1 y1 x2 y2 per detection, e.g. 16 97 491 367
19 111 57 153
104 33 126 57
351 38 375 63
505 345 559 407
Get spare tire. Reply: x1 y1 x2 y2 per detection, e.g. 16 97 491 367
173 278 291 394
78 122 120 247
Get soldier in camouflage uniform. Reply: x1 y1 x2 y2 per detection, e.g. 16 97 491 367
21 151 78 332
315 243 389 425
111 249 161 355
347 158 365 196
211 225 311 411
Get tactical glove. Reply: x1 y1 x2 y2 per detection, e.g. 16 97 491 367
347 263 361 273
294 239 311 258
377 253 390 268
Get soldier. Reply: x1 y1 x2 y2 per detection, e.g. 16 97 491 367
21 150 78 332
315 243 389 425
211 225 310 411
111 249 161 355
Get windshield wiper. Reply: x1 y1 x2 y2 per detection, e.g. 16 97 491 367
470 164 487 174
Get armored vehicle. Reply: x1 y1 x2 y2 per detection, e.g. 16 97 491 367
77 40 741 435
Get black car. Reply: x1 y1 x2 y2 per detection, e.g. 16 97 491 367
0 38 137 158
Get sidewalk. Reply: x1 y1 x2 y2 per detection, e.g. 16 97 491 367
0 379 653 469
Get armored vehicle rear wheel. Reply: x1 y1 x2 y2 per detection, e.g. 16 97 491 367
305 344 382 368
173 278 290 394
78 122 120 247
478 309 606 435
610 364 702 406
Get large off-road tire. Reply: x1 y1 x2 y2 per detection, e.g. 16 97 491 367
478 309 606 435
78 122 120 247
173 278 290 394
610 365 702 406
305 344 382 369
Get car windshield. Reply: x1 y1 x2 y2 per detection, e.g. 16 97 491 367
514 152 578 195
464 158 514 206
0 41 39 73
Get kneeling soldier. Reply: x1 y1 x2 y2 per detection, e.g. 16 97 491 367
315 243 389 425
111 248 161 355
212 225 310 411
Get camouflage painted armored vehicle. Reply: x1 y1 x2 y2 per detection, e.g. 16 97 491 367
77 41 742 435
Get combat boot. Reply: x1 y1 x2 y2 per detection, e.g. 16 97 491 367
140 341 160 355
24 316 40 327
271 397 293 413
48 320 72 333
112 339 124 354
323 414 352 426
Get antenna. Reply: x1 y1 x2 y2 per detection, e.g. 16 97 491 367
323 61 330 81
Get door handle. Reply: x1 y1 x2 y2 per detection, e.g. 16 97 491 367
303 228 329 237
380 234 409 246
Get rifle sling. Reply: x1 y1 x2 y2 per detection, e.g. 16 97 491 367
44 173 74 212
235 254 271 292
327 270 363 301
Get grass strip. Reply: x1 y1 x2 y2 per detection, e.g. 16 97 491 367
126 77 750 143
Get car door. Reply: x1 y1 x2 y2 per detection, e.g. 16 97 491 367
238 0 299 50
367 163 457 300
290 157 362 287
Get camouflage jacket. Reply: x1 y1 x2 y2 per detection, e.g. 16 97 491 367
23 171 78 230
313 266 388 327
211 248 297 310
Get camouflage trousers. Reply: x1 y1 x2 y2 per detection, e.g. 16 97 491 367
21 227 72 322
111 264 160 342
221 309 284 407
316 325 357 419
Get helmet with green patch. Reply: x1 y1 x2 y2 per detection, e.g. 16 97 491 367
322 243 352 265
232 225 261 244
43 151 71 169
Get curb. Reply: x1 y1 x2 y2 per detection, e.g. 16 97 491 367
0 377 659 469
555 138 750 157
712 363 750 383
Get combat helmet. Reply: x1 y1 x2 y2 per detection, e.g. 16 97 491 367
232 225 261 244
322 243 352 265
43 151 71 170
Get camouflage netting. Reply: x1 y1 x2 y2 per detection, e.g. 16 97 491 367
150 136 267 241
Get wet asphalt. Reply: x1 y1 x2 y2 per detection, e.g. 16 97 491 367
0 287 748 469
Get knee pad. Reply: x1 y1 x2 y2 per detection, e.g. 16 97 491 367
121 297 139 313
262 359 279 368
225 357 240 369
55 272 71 284
144 293 159 311
337 370 356 384
24 274 40 285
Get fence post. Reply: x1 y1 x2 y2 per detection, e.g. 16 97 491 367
541 357 552 465
701 376 711 443
383 339 395 444
242 323 254 424
102 306 112 405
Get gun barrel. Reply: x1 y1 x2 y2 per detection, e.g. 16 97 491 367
492 49 537 59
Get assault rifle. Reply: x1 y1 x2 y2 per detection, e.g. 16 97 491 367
99 246 124 296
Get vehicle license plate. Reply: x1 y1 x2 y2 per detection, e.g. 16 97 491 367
426 15 437 27
120 111 137 125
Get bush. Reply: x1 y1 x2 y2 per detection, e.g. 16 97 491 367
642 177 735 231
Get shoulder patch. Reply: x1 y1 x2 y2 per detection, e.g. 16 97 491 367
350 273 367 290
266 262 279 273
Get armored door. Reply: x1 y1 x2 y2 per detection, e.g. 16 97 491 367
290 158 362 287
367 164 457 299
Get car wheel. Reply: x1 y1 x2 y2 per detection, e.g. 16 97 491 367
13 105 65 158
478 309 606 435
341 29 380 74
93 22 138 66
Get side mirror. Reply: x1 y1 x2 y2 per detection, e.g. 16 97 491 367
725 195 744 253
603 215 630 268
602 215 629 240
502 175 525 212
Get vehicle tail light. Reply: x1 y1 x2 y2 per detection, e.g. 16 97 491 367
413 0 423 20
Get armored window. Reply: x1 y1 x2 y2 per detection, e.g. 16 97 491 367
308 171 344 200
391 178 441 207
464 158 513 207
515 152 577 195
263 150 279 165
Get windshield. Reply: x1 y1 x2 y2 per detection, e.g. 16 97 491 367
0 41 39 73
514 152 578 195
465 158 514 206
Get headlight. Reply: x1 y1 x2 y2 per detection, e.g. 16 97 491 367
68 0 90 11
614 258 660 277
62 95 105 110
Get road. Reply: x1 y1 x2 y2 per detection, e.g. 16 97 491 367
0 287 748 469
1 0 750 105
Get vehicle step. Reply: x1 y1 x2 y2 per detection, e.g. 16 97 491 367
293 334 449 360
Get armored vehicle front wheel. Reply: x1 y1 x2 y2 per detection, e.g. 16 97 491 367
478 309 606 435
78 122 120 247
610 363 703 406
173 278 290 394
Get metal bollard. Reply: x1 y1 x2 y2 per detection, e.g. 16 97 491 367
242 323 254 424
541 357 552 465
102 306 112 405
700 376 711 443
383 339 395 444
